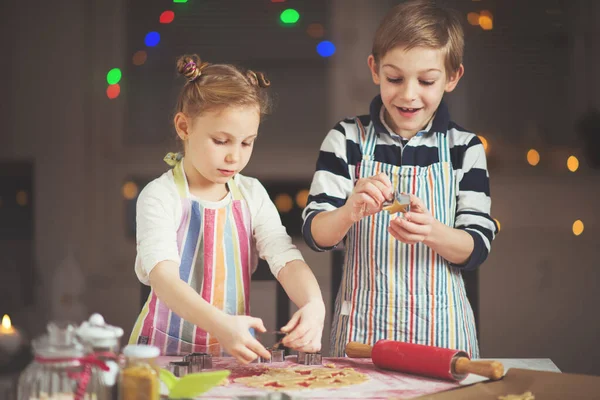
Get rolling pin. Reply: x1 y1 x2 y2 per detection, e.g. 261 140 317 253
346 340 504 382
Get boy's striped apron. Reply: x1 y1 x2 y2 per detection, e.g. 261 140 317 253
129 157 253 356
330 118 479 358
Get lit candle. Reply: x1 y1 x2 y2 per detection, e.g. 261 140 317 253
0 314 22 356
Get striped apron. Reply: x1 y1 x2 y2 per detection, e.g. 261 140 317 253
129 158 253 356
330 118 479 358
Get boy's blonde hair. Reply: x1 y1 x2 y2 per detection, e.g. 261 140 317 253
372 0 464 75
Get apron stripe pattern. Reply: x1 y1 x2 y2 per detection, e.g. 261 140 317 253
130 161 252 355
330 118 479 358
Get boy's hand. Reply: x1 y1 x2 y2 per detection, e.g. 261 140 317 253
280 300 325 353
388 194 436 244
211 314 271 364
344 173 394 222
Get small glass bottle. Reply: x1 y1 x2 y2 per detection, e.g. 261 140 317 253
118 345 160 400
76 313 124 400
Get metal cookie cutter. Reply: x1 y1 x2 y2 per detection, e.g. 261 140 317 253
297 351 322 365
269 348 285 363
255 348 285 364
168 361 191 377
382 193 411 214
183 352 213 372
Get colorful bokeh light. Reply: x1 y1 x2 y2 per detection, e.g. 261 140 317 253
160 11 175 24
280 9 300 24
145 32 160 47
106 68 122 85
106 84 121 99
132 50 147 66
317 41 336 57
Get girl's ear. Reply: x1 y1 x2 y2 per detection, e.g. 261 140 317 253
174 112 191 140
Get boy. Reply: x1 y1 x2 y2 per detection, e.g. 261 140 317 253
302 0 497 357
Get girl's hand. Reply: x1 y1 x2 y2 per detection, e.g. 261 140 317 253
211 314 271 364
388 194 436 244
344 173 394 222
280 300 325 353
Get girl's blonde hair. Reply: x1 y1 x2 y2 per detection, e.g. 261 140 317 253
175 54 272 119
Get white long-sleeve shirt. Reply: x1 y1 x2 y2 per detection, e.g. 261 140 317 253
135 163 304 285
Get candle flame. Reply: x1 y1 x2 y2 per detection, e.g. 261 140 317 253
2 314 11 329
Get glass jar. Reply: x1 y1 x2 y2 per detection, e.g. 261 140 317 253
119 345 160 400
76 313 124 400
17 321 103 400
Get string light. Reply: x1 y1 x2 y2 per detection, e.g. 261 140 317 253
567 156 579 172
479 10 493 30
159 11 175 24
106 84 121 99
527 149 540 166
478 135 489 154
106 68 122 85
122 182 139 200
572 220 584 236
494 218 501 232
295 190 309 209
467 12 480 26
317 41 336 57
307 23 325 38
132 50 148 66
16 191 28 207
280 9 300 25
144 32 160 47
274 194 293 213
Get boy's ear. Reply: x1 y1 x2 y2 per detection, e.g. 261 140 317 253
367 54 381 85
445 64 465 93
174 112 191 141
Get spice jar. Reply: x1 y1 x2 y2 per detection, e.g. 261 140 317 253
119 344 160 400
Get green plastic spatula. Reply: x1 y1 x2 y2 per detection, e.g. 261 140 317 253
159 368 231 399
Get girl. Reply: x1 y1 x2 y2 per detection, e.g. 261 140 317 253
130 54 325 363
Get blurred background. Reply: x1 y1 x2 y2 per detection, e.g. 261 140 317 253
1 0 599 387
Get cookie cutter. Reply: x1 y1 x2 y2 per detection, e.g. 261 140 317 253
255 354 271 364
382 193 410 214
183 352 213 371
297 351 322 365
255 348 285 364
168 360 191 377
269 348 285 363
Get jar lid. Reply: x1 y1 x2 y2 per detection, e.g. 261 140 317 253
76 313 124 348
32 321 85 358
122 344 160 359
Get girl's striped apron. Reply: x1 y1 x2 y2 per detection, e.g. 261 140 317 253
129 157 253 356
330 118 479 358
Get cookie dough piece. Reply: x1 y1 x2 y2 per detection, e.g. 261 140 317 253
236 366 368 391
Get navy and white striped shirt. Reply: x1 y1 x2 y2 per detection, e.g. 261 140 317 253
302 95 498 271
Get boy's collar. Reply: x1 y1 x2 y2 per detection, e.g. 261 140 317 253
369 94 450 136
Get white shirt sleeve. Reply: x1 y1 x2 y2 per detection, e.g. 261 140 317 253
236 175 304 279
134 173 182 285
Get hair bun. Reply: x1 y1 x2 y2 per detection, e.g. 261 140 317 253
177 54 209 82
246 70 271 88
